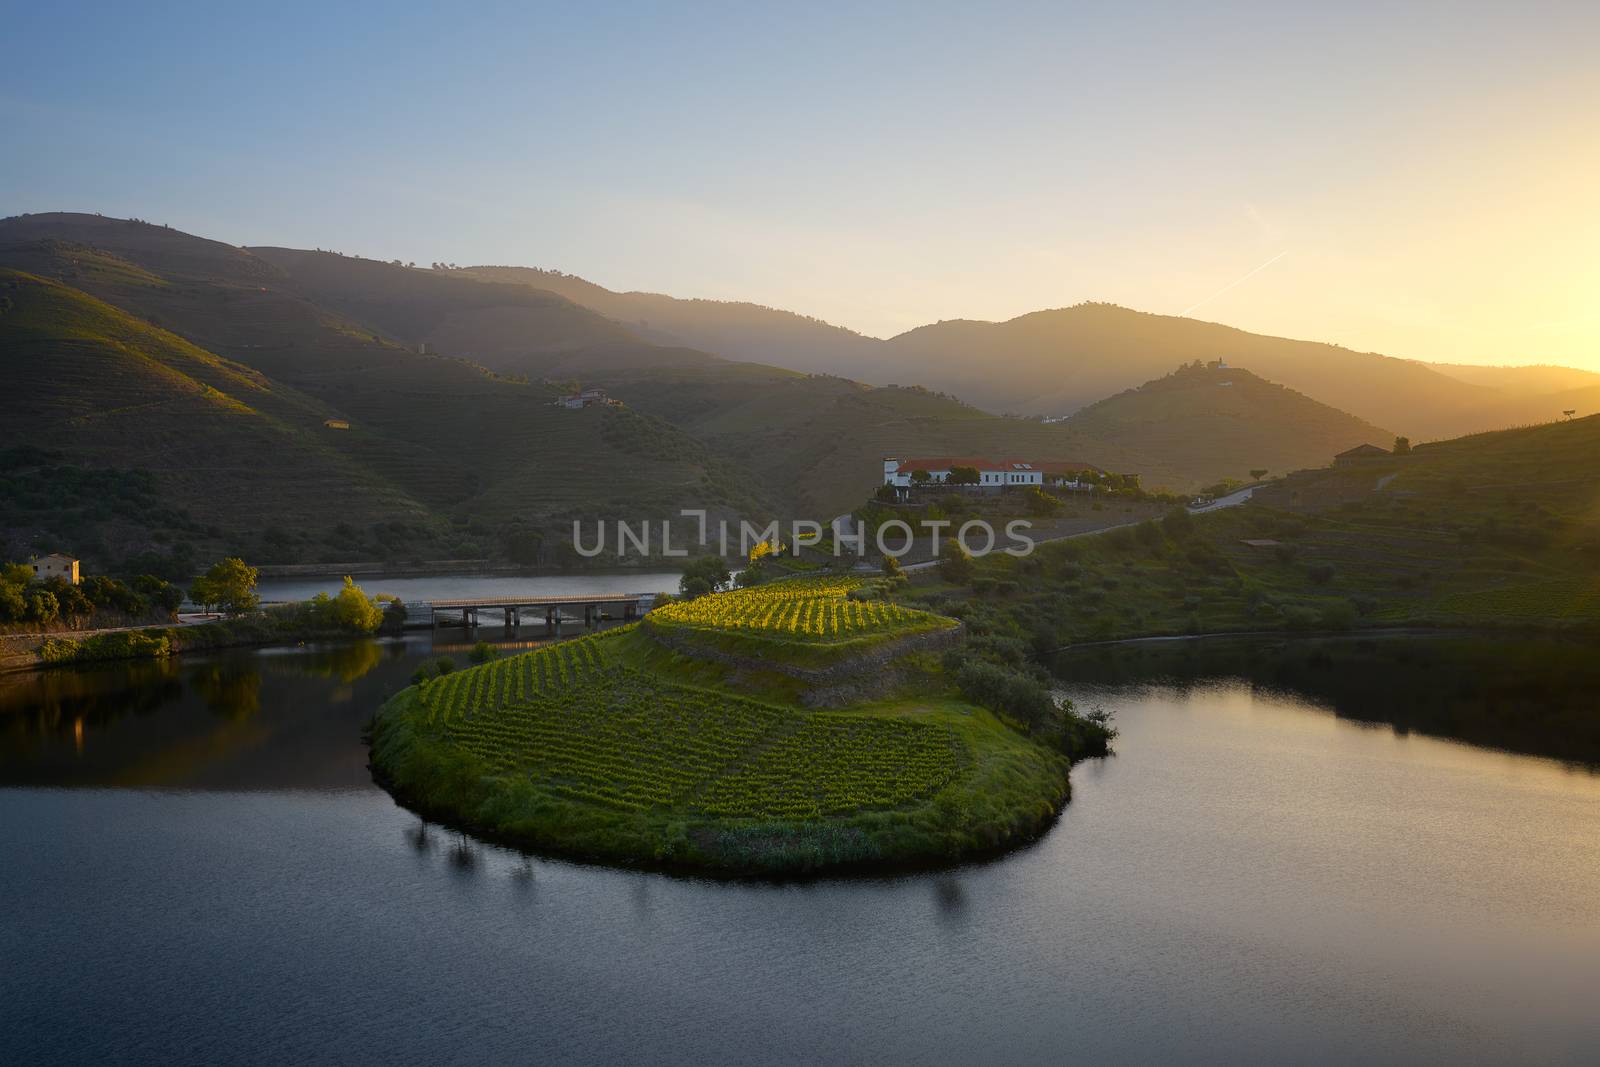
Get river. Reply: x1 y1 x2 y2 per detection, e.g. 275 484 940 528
254 570 685 606
2 633 1597 1063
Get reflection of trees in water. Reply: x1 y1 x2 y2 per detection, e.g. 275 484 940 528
449 834 478 870
272 640 386 684
187 664 263 720
1054 635 1600 767
0 660 183 752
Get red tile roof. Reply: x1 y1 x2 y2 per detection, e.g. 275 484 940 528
891 457 1100 474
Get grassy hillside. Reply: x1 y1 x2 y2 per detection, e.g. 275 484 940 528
1061 362 1393 484
0 269 438 565
0 224 784 569
595 369 1178 513
0 218 1201 536
913 414 1600 655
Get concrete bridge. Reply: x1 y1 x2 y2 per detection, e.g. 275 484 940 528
409 592 656 630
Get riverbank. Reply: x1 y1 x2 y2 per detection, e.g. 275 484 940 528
12 612 394 670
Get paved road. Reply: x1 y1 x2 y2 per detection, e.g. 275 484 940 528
1187 485 1258 513
897 487 1258 573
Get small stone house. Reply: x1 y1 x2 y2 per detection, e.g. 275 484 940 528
30 553 80 584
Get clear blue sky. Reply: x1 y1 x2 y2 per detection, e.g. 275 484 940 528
3 1 1597 366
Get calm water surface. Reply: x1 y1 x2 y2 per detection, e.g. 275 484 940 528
254 570 684 606
2 634 1598 1064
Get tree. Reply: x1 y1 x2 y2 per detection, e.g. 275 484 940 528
940 539 974 583
910 469 932 485
504 528 543 566
191 557 259 617
1023 486 1061 516
679 555 731 597
330 576 382 632
1249 468 1269 481
133 574 183 615
882 553 903 578
1393 436 1412 455
948 465 981 485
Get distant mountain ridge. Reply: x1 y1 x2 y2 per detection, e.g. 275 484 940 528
463 269 1595 441
5 210 1586 571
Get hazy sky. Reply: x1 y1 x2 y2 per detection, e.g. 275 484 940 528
3 1 1597 368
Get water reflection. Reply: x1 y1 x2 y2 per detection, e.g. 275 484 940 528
0 637 438 788
932 877 968 922
1053 633 1600 768
190 664 263 720
5 635 1600 1061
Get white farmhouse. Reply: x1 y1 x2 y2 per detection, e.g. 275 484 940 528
882 457 1099 491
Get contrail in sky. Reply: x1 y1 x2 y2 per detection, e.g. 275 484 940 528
1179 250 1290 317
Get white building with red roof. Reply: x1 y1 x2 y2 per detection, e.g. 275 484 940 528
882 457 1099 490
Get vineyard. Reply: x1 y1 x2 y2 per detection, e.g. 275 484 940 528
412 630 964 817
647 576 945 643
373 586 1068 875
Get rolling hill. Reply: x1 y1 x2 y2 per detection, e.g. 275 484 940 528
465 268 1596 442
873 303 1514 439
0 269 436 563
1059 362 1393 484
10 211 1574 572
0 222 786 570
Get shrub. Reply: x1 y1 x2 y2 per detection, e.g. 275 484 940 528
469 641 498 665
1307 563 1336 585
953 660 1060 733
39 630 173 664
1319 600 1359 630
940 540 974 583
1161 507 1193 540
1282 605 1321 630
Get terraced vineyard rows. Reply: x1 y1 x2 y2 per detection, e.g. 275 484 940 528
650 576 936 642
441 673 788 810
413 628 965 817
418 632 620 724
697 715 963 819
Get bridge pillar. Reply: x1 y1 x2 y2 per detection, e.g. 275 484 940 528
504 607 514 628
466 608 477 629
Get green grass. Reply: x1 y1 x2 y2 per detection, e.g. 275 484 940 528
370 625 1068 876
